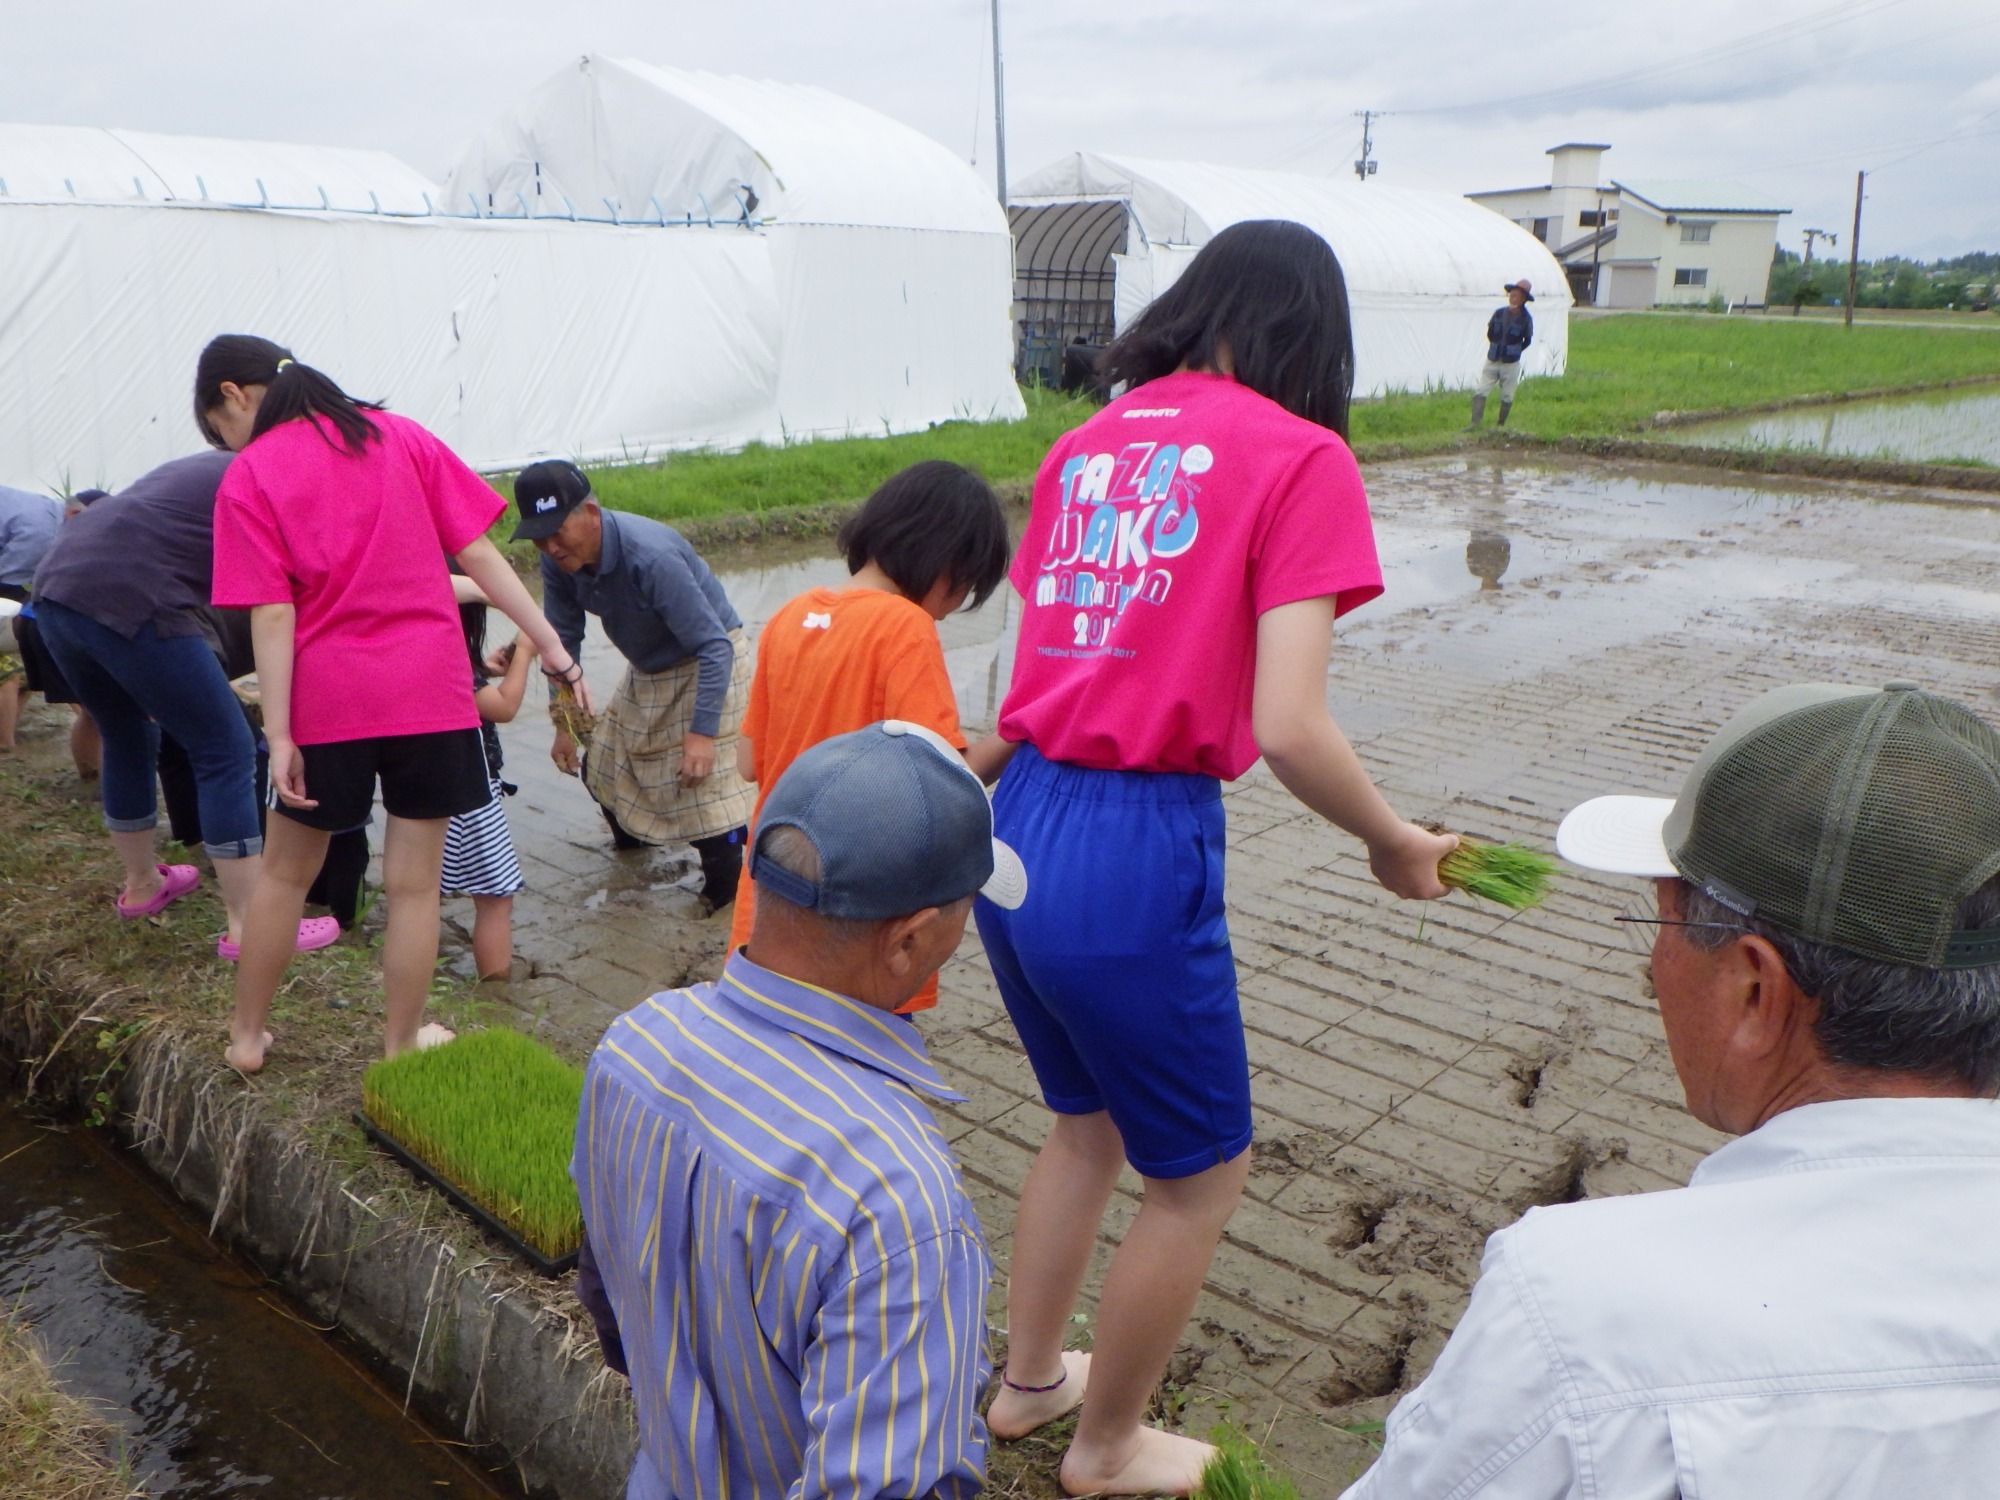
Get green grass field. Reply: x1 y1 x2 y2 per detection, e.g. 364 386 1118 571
361 1027 585 1260
517 316 2000 527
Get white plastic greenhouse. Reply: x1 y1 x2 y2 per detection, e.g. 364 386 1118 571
1009 152 1569 397
0 61 1021 494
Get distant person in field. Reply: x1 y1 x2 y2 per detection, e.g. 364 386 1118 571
1346 681 2000 1497
512 460 753 910
204 335 586 1073
977 220 1456 1496
573 723 1028 1500
1468 279 1535 429
729 459 1016 1010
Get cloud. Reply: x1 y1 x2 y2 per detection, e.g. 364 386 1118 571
0 0 1993 255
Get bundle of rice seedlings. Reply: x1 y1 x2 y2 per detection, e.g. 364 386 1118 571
361 1028 585 1261
549 677 597 747
1438 835 1557 911
1193 1427 1303 1500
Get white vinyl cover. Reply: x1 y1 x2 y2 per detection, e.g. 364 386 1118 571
1011 152 1570 397
443 55 1006 233
0 74 1021 494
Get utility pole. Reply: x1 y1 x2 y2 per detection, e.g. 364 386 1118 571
1590 190 1606 305
1844 171 1864 328
1353 110 1380 181
990 0 1008 208
1801 227 1835 267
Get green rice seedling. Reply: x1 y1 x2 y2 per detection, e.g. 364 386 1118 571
361 1028 584 1260
1439 836 1558 911
1193 1427 1304 1500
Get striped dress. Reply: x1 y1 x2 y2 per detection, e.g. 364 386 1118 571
573 952 992 1500
440 677 522 898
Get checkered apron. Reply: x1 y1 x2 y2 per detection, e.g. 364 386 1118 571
585 629 754 846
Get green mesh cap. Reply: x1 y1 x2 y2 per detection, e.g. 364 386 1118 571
1662 682 2000 968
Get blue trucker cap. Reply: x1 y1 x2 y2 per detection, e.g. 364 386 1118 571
749 721 1027 920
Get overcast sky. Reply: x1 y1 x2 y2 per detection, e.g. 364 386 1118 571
7 0 1997 259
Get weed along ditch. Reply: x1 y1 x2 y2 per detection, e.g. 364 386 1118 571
12 449 2000 1496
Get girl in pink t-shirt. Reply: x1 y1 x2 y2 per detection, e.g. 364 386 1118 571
976 223 1458 1496
202 335 592 1074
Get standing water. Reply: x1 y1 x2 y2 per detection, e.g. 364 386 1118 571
0 1099 517 1498
1664 386 2000 466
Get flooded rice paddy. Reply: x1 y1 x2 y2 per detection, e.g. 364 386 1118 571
1664 385 2000 466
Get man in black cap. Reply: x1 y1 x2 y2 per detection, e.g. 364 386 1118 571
1468 279 1535 430
1344 681 2000 1498
510 460 752 909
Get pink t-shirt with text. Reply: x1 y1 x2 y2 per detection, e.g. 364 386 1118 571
998 370 1382 779
212 411 505 746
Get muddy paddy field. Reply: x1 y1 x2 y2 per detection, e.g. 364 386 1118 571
7 449 2000 1496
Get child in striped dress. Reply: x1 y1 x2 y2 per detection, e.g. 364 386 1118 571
444 592 532 978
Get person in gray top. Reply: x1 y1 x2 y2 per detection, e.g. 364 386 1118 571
0 482 64 749
0 483 61 601
511 461 753 909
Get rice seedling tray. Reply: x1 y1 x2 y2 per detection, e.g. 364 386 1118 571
355 1112 579 1277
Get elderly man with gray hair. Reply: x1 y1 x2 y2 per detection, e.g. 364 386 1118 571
571 720 1028 1500
1343 681 2000 1498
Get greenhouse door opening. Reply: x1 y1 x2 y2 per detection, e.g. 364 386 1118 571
1010 199 1127 392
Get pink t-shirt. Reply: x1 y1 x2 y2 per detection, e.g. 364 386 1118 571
998 370 1382 779
212 411 505 746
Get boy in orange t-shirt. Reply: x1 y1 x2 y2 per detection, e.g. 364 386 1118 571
731 461 1014 1010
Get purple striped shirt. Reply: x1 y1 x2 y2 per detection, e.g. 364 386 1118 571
573 952 992 1500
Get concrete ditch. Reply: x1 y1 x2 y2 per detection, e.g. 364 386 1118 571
0 988 635 1500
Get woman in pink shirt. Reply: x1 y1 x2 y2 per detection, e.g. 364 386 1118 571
976 223 1457 1495
203 335 591 1073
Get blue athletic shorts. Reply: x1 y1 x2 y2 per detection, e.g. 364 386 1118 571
975 743 1251 1179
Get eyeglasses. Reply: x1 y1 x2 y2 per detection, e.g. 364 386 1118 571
1609 905 1752 955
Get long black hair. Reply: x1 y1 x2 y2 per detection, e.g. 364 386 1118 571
837 460 1011 608
194 334 384 453
1097 220 1356 437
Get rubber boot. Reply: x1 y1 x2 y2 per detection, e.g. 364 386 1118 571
1467 395 1486 430
601 802 651 851
1497 400 1513 427
692 827 746 911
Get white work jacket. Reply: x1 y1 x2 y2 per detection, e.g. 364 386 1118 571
1342 1097 2000 1499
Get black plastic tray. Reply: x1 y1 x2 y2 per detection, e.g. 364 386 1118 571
355 1113 579 1277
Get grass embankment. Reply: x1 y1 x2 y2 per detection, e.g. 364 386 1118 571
363 1029 585 1261
1355 315 2000 455
0 1307 137 1500
530 317 2000 532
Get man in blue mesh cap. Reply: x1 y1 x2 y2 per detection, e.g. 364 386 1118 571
572 720 1025 1500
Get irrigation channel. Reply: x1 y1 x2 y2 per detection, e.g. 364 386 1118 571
1665 385 2000 466
0 1098 519 1498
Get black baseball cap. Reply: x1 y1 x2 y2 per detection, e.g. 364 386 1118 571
750 721 1027 921
510 460 593 542
1558 682 2000 968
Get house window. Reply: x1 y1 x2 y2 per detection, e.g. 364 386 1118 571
1674 267 1709 287
1579 209 1614 227
1680 221 1715 243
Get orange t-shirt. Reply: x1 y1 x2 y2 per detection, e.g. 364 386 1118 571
730 586 967 1011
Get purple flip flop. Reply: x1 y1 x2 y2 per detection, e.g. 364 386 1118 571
115 863 200 920
217 917 343 962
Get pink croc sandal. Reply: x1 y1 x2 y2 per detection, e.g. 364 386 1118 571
217 917 342 962
115 864 200 920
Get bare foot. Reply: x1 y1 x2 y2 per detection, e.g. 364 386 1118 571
989 1350 1091 1441
1061 1426 1216 1497
224 1030 274 1075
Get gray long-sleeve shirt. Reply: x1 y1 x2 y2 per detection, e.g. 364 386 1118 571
540 509 742 737
0 484 61 600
